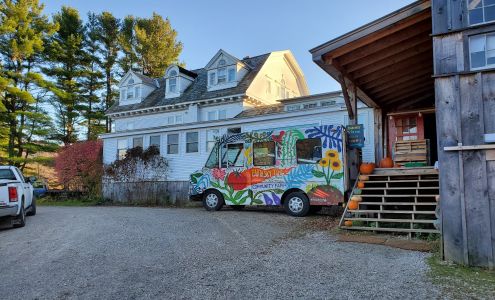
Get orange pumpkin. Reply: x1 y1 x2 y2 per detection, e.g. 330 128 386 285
359 175 369 181
344 220 353 227
357 181 365 189
359 163 375 175
380 157 394 168
348 200 359 210
351 195 362 202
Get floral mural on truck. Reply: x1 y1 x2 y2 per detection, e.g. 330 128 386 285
190 125 345 206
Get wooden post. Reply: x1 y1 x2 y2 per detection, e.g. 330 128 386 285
347 81 360 183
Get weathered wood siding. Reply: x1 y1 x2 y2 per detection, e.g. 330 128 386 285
435 72 495 267
432 0 466 35
102 181 191 206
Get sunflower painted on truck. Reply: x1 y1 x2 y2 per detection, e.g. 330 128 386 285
189 124 346 217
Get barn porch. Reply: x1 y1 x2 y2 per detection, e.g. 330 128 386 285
310 0 439 236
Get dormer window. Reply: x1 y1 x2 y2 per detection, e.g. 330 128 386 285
217 67 226 84
169 70 177 93
127 88 134 99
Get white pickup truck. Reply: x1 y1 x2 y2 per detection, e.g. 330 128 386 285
0 166 36 228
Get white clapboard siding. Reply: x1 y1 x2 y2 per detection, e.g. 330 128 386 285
103 106 375 181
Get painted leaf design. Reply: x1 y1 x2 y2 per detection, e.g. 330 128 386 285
252 198 264 205
305 125 343 152
331 172 344 179
284 164 315 189
312 170 326 178
190 172 203 184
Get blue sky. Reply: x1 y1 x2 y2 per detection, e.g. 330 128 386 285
42 0 415 94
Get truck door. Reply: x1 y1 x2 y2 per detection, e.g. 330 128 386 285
15 168 32 207
220 143 251 206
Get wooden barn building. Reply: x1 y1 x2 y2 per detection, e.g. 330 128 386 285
311 0 495 268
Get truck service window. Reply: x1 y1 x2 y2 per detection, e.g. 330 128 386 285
253 141 276 166
296 138 322 164
221 143 244 168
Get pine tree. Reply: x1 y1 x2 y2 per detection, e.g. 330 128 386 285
119 15 137 74
44 6 86 145
81 12 105 140
96 11 120 132
0 0 58 168
135 13 182 77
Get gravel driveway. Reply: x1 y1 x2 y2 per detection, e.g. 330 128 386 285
0 206 440 299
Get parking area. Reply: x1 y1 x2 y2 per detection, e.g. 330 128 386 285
0 206 440 299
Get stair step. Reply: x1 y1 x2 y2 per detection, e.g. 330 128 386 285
358 202 437 206
364 179 439 183
344 217 436 224
340 226 439 234
360 187 439 190
359 194 438 198
348 209 436 214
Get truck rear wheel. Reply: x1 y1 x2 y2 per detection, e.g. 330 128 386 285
203 190 224 211
13 201 26 228
284 192 310 217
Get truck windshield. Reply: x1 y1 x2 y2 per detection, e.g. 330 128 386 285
221 143 244 168
205 143 219 168
0 169 17 180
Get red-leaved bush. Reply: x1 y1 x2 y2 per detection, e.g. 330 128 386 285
54 140 103 193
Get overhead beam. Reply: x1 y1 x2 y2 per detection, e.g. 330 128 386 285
365 69 432 93
357 57 432 86
394 94 435 110
374 80 433 99
337 20 432 67
352 48 433 81
346 39 432 75
381 85 434 105
319 8 431 60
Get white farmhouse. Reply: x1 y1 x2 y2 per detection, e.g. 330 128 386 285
101 49 376 184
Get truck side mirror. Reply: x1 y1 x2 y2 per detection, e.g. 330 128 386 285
28 176 37 183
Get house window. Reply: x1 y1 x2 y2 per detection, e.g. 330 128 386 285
207 111 217 121
218 109 227 119
120 89 125 101
117 139 128 160
167 133 179 154
228 68 235 82
186 132 199 153
280 79 286 99
286 104 300 112
175 115 183 124
303 103 318 109
395 117 418 141
469 33 495 69
296 138 322 164
128 78 134 85
149 135 160 153
133 137 143 148
169 70 177 92
217 67 226 84
209 72 216 86
134 86 140 98
167 116 175 125
227 127 241 135
321 100 336 107
206 129 220 152
266 80 272 94
126 88 134 99
253 141 276 166
468 0 495 25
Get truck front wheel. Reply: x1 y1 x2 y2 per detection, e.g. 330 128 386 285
203 190 224 211
284 192 310 217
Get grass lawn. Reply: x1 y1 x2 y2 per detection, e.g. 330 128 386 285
37 198 102 207
428 254 495 298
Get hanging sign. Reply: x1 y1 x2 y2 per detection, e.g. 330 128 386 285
347 124 365 149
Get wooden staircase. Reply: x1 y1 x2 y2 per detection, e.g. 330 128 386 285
339 167 440 237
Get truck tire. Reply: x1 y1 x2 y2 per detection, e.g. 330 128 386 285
203 190 224 211
284 191 310 217
13 201 26 228
27 196 36 216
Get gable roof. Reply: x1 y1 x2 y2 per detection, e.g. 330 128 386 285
204 49 247 70
107 53 270 115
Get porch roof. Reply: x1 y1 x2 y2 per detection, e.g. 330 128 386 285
310 0 433 112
